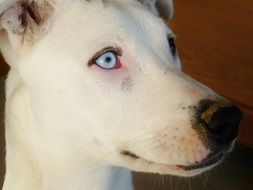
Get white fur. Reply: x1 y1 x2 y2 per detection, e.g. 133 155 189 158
1 0 225 190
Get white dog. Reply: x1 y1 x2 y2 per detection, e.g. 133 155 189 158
0 0 242 190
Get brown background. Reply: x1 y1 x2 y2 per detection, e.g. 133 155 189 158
169 0 253 147
0 0 253 147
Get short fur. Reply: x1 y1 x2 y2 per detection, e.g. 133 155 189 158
0 0 236 190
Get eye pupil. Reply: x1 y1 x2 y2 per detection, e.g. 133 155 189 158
105 57 112 63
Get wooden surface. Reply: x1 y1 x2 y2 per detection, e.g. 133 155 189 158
169 0 253 147
0 0 253 147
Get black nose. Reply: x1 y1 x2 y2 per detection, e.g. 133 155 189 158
197 100 243 144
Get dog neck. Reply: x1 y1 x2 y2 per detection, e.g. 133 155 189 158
3 70 133 190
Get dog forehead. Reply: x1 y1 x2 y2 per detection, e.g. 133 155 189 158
54 0 164 28
46 0 168 49
24 0 173 71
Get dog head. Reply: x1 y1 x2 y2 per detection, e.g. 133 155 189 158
0 0 242 176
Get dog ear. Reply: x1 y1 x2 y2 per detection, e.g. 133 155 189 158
138 0 174 20
0 0 53 65
0 0 53 47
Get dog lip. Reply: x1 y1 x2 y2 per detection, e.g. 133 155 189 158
177 153 224 171
121 150 182 171
121 150 222 172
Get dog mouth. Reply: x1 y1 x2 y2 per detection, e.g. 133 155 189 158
121 150 224 172
177 152 224 170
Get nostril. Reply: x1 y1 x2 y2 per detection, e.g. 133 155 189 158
197 100 243 144
203 105 242 143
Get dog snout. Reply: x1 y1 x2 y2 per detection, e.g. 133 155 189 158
197 99 243 146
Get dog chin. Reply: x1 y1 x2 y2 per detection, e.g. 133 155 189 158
120 151 224 177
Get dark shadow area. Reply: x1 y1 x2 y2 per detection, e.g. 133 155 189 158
0 77 5 188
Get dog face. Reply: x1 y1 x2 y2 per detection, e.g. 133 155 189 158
0 0 242 176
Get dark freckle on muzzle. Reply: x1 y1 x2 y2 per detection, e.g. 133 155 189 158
121 151 140 160
121 77 133 92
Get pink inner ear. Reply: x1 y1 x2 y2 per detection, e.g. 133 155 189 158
0 0 19 14
1 4 21 31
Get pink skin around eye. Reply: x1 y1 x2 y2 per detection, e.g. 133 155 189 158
90 52 134 77
103 56 128 80
88 54 133 90
113 53 135 72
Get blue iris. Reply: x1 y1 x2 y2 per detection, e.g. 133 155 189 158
95 52 117 69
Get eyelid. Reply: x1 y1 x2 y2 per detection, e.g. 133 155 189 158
88 47 122 66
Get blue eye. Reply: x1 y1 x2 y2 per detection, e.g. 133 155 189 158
94 51 120 69
88 47 122 70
